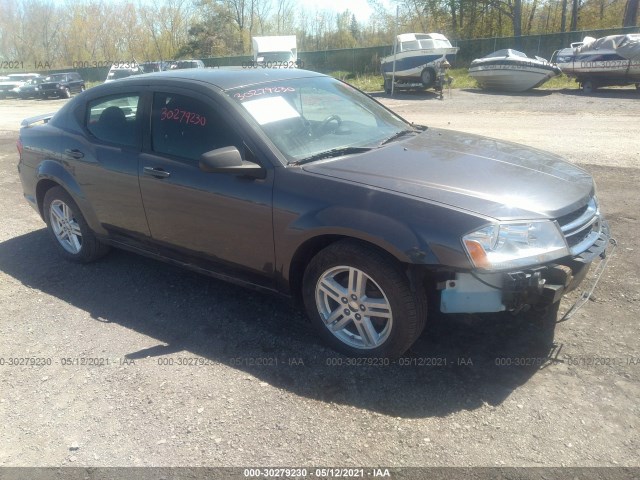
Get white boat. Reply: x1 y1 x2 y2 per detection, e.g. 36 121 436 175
552 34 640 92
469 49 561 92
380 33 459 92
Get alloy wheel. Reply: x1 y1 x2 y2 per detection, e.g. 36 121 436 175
315 265 393 349
49 199 82 254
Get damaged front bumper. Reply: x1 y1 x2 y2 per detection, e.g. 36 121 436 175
439 221 615 315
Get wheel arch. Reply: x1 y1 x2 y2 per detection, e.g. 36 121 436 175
35 161 102 234
35 178 61 218
287 234 426 304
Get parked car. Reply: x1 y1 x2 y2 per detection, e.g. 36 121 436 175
15 77 46 99
39 72 85 99
0 73 41 98
16 68 612 357
105 63 143 83
140 61 170 73
169 59 205 69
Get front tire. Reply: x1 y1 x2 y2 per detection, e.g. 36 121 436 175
302 240 427 358
43 186 109 263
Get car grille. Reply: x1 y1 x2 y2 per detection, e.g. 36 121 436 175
557 197 601 255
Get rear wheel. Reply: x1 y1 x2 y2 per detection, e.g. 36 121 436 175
302 240 427 357
43 187 109 263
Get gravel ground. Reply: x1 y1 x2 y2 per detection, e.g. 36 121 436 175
0 87 639 470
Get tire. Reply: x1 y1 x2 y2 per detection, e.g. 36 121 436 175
43 186 109 263
302 240 427 358
582 79 596 93
63 87 71 98
420 68 436 88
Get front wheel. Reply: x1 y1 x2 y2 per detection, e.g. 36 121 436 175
302 240 427 357
43 186 109 263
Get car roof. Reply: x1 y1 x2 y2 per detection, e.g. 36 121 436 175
8 73 40 78
112 67 326 91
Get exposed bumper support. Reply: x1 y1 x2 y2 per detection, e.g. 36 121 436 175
439 222 615 315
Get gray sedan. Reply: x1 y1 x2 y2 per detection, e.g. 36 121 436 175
17 68 612 357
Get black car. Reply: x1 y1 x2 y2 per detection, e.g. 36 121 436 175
17 68 612 357
39 72 85 98
15 77 45 99
170 59 205 69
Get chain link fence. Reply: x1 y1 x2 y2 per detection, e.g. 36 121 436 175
201 26 639 74
453 26 640 65
4 26 639 82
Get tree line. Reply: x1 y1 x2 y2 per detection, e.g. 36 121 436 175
0 0 637 69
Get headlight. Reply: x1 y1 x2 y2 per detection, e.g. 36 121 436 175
462 221 569 271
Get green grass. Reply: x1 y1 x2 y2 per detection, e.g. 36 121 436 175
540 74 578 89
333 68 579 92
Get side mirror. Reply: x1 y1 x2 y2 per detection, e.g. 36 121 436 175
199 146 265 179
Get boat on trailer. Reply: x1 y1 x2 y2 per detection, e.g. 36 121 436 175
380 33 459 93
469 49 561 92
551 34 640 92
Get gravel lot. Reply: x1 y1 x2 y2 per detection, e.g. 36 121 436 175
0 87 639 471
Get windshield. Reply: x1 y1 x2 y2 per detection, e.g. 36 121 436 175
229 76 410 163
45 74 66 82
8 75 37 82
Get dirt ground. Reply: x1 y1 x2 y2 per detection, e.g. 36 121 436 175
0 87 639 471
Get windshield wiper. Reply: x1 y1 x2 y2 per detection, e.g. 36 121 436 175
290 146 373 166
380 129 419 146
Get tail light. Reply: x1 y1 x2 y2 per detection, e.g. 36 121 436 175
16 137 23 159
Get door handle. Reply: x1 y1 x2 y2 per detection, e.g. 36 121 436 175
64 148 84 159
143 166 171 178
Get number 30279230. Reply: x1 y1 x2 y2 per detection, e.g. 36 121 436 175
160 107 206 126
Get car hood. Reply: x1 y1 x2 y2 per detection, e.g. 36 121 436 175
302 128 594 221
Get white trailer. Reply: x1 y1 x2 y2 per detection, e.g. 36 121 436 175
251 36 297 67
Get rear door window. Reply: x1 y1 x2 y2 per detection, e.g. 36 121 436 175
86 94 141 147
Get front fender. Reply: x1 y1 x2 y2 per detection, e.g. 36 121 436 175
289 205 437 264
